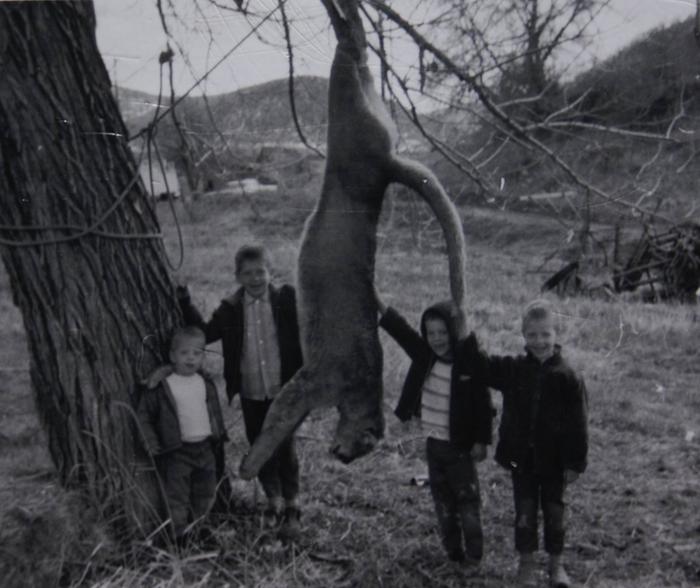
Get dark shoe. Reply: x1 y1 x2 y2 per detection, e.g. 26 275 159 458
448 549 466 563
194 526 217 550
278 506 301 543
463 554 481 568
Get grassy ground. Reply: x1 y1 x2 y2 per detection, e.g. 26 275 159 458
0 187 698 587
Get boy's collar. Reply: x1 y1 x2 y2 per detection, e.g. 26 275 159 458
244 287 270 304
524 344 562 365
433 355 453 365
223 284 275 307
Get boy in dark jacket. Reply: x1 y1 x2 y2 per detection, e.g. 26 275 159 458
138 326 228 545
375 290 493 565
483 300 588 588
178 244 304 538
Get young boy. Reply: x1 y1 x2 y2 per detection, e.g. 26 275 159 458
483 300 588 588
178 244 304 538
375 290 493 565
138 326 228 545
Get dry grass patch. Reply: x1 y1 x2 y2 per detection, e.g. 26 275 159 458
0 193 697 586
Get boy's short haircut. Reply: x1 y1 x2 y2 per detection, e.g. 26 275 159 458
170 325 206 351
521 299 555 329
235 244 269 275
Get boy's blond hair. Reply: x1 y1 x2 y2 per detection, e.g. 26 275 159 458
170 325 205 351
521 299 555 330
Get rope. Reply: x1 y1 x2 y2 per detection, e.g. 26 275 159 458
141 52 185 271
0 156 156 248
0 3 282 251
129 3 283 143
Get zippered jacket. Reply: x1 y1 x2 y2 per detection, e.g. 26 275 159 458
379 304 493 450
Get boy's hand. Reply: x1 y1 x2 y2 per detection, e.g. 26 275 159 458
470 443 487 462
564 469 579 484
175 284 190 302
143 443 161 457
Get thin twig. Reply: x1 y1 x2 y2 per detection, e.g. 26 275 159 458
278 0 325 158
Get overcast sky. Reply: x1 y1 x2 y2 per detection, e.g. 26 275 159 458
94 0 696 98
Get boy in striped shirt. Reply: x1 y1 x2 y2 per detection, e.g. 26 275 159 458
375 291 493 565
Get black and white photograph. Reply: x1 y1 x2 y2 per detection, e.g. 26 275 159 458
0 1 698 586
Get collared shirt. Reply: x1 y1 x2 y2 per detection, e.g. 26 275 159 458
421 359 452 441
240 289 281 400
166 373 212 442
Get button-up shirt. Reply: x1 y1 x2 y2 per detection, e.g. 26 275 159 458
240 289 281 400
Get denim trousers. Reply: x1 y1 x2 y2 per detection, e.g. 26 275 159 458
511 469 566 554
160 440 216 537
426 437 483 561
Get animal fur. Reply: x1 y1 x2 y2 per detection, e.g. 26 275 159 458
239 0 467 477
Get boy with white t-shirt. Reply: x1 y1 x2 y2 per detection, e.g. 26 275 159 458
138 326 228 544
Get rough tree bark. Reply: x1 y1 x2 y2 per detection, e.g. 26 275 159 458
0 2 179 531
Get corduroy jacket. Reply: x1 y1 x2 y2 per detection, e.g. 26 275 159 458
379 304 493 451
179 284 303 403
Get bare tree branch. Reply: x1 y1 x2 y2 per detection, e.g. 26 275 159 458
366 0 676 224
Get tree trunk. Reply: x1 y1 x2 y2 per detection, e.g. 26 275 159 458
0 1 179 533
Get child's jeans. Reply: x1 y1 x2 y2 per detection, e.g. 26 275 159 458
511 469 566 554
161 440 217 537
426 437 483 561
241 397 300 504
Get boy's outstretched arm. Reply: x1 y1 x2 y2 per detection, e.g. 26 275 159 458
374 286 426 361
176 284 225 344
471 339 517 393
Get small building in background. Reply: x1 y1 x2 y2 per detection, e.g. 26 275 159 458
138 158 181 199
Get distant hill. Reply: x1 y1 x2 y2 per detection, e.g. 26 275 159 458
115 20 700 221
114 86 163 122
567 17 700 128
428 16 700 222
117 76 330 149
117 18 700 147
116 75 425 191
